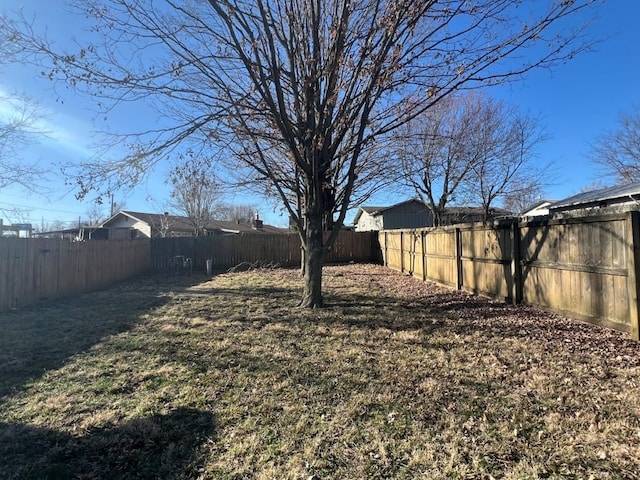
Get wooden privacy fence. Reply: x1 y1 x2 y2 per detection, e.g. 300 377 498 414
379 211 640 341
150 230 379 272
0 238 150 311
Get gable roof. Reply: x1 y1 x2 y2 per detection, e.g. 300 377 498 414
550 182 640 212
353 199 426 224
101 210 287 234
353 199 512 224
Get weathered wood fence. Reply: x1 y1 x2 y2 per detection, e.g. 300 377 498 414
150 230 379 271
0 238 150 311
379 211 640 340
5 216 638 341
0 231 378 312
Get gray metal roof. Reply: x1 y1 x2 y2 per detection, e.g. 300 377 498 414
550 182 640 210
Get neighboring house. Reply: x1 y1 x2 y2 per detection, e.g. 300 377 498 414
100 210 287 239
520 200 556 218
353 199 511 231
353 199 433 231
549 182 640 217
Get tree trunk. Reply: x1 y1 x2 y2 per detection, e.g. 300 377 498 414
299 214 325 308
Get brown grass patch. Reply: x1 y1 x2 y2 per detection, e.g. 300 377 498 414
1 264 639 479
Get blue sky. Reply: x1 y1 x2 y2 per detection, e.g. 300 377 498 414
1 1 639 229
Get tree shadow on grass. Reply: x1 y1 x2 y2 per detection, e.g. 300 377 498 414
0 407 215 480
0 274 212 401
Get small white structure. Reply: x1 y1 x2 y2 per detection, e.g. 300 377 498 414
520 200 556 218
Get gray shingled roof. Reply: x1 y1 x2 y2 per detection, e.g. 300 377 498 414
103 211 287 234
352 199 512 224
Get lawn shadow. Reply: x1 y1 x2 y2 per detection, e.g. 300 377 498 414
0 274 213 401
0 407 215 479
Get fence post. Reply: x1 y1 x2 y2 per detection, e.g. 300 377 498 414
400 231 405 273
383 231 388 267
510 219 522 305
455 227 462 290
421 231 427 282
626 211 640 341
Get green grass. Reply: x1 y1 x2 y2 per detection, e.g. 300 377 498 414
1 264 639 479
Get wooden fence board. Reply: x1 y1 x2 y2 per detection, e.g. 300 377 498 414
381 213 640 339
0 238 151 311
149 231 376 273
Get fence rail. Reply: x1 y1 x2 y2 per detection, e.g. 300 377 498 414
0 238 150 311
379 212 640 341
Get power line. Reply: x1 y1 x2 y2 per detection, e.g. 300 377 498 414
0 200 86 216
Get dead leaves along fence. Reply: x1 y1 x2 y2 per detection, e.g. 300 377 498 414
379 211 640 341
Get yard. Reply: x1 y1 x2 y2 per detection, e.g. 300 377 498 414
1 264 639 479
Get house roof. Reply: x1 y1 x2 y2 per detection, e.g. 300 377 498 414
353 199 511 224
550 182 640 211
353 199 426 224
519 200 557 216
101 210 288 234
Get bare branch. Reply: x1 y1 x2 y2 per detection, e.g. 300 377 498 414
0 0 598 306
590 105 640 184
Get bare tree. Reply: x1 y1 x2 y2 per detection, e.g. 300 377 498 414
83 203 106 225
590 105 640 185
169 152 223 236
0 90 45 190
392 93 485 226
463 96 548 220
0 28 48 191
501 181 544 214
579 180 610 193
217 204 258 224
394 92 548 221
2 0 597 306
35 218 69 234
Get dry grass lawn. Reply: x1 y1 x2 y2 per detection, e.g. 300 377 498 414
1 263 639 479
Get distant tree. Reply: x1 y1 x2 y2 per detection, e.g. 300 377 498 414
501 181 544 214
463 96 548 220
590 105 640 184
218 204 257 224
83 203 106 225
0 91 44 190
579 180 610 193
392 93 486 226
169 152 223 236
2 0 597 307
394 92 547 221
35 219 69 234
